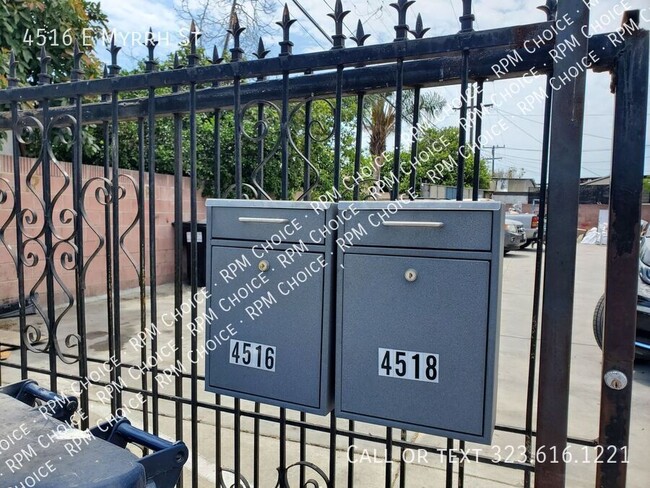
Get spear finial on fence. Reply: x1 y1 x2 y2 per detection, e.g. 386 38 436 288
276 4 296 56
328 0 350 49
188 20 202 67
253 38 270 81
537 0 558 21
351 20 370 47
71 40 84 81
8 50 18 88
409 13 429 39
212 45 223 64
459 0 475 32
253 37 270 59
145 28 159 73
390 0 415 41
107 35 121 77
38 46 51 85
228 13 245 62
211 45 223 87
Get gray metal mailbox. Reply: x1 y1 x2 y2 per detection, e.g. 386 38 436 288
335 200 503 443
205 199 336 414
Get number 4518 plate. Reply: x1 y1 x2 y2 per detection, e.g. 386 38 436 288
378 348 439 383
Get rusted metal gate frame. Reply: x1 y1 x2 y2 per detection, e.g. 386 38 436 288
0 0 647 487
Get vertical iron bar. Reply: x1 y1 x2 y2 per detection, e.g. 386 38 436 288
172 64 184 480
333 66 343 195
471 80 484 201
279 408 287 483
458 440 465 488
72 94 88 427
347 420 355 487
597 26 649 488
524 74 553 488
258 102 266 191
446 438 454 488
385 428 392 488
535 1 590 486
253 74 264 488
391 59 404 200
110 88 123 408
329 414 337 488
299 411 306 486
234 74 243 198
102 111 116 413
210 73 222 488
281 71 290 199
173 104 185 488
214 108 222 198
399 429 407 488
456 50 469 202
72 92 88 426
41 98 58 393
148 83 159 435
353 93 364 200
302 98 312 198
235 398 242 485
137 118 150 440
455 0 474 202
189 76 199 488
254 403 261 487
10 100 27 380
408 87 421 198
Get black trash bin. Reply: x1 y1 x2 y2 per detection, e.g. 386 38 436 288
174 221 207 287
0 380 188 488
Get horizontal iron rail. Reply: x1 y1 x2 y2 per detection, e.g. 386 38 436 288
0 22 612 104
0 33 620 129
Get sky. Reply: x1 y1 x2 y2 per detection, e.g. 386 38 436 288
92 0 650 183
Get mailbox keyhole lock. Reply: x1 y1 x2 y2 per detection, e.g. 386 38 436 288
258 260 270 272
405 269 418 282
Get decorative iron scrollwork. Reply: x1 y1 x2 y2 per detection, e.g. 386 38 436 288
219 468 251 488
276 461 331 488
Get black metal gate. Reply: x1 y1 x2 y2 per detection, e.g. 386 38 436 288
0 0 647 487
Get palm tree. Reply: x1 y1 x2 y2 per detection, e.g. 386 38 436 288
363 90 446 182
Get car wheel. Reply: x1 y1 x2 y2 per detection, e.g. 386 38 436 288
593 294 605 349
593 294 650 361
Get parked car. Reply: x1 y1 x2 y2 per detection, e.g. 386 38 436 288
506 212 539 248
592 236 650 360
504 219 526 254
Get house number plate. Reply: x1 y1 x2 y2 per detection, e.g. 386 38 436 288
230 339 276 372
378 348 439 383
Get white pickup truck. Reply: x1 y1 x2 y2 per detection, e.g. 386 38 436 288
505 212 539 248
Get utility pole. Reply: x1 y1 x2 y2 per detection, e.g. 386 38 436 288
454 85 493 161
488 145 505 177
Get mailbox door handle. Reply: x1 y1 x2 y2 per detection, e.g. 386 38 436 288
381 221 445 228
238 217 290 224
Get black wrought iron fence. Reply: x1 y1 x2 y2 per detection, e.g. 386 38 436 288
0 0 647 487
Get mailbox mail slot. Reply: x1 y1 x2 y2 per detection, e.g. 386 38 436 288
335 200 503 443
205 199 335 414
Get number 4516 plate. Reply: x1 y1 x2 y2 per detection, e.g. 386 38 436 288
378 348 439 383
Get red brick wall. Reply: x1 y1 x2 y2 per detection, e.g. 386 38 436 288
0 155 207 306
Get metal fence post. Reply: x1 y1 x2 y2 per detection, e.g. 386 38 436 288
535 0 590 486
597 18 649 488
